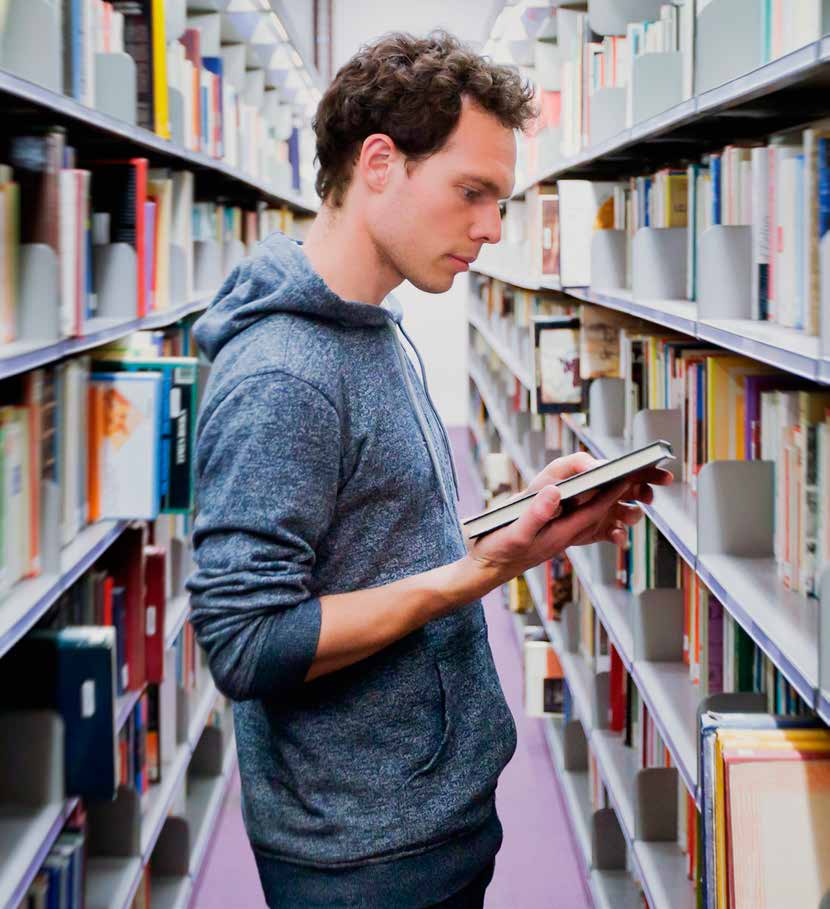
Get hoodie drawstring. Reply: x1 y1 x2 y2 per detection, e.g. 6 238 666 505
381 301 460 513
395 321 460 502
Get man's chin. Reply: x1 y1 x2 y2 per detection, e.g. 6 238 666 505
407 271 456 294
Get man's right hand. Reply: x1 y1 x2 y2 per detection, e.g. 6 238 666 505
461 452 672 592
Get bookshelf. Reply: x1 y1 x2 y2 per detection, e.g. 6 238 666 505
475 4 830 904
514 36 830 194
0 69 317 216
0 0 316 905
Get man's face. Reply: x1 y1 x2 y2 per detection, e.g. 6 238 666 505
366 100 516 293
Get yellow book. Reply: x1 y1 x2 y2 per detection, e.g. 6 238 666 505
151 0 170 139
714 728 830 908
664 173 688 228
705 355 767 463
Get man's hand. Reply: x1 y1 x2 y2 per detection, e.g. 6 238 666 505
463 452 673 589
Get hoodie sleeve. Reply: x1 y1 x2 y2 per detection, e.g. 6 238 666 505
186 370 339 701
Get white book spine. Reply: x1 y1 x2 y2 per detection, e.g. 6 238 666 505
59 170 78 338
751 147 768 320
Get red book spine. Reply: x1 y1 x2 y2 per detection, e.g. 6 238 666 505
103 576 114 626
609 645 624 732
144 545 166 683
133 158 148 316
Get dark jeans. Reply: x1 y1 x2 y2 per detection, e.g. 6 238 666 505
427 860 495 909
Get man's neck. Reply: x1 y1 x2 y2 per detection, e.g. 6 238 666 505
301 201 402 307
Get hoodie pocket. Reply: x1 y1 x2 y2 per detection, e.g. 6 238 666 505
404 626 517 799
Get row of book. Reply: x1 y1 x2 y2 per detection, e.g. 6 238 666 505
0 523 196 799
18 808 86 909
16 692 230 909
527 3 827 164
500 130 830 337
166 13 302 190
470 271 830 597
0 323 198 598
0 128 305 345
519 530 817 903
16 0 312 193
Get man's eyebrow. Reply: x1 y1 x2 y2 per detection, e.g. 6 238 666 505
459 174 512 199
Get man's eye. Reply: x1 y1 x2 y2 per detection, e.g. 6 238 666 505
498 201 507 218
462 187 480 202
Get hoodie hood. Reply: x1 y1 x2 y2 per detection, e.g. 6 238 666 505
192 231 459 506
194 231 395 363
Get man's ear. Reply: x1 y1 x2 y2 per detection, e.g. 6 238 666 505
357 133 398 194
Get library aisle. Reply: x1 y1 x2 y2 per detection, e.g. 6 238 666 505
191 427 590 909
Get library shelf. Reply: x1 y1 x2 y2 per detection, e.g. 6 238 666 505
149 875 192 909
573 288 697 338
470 261 564 294
590 729 692 909
468 309 533 390
491 279 827 385
543 716 592 867
630 661 699 801
563 546 699 804
567 547 634 672
186 737 238 880
515 38 830 190
86 856 144 909
472 317 819 718
695 554 818 706
589 869 643 909
632 842 696 909
0 520 128 661
165 595 191 650
140 744 192 862
0 297 212 383
467 360 537 484
0 70 317 216
559 650 595 737
590 729 637 841
187 681 220 753
0 796 80 909
696 318 822 383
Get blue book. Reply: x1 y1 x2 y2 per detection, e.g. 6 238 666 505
711 154 722 226
203 56 224 158
818 137 830 239
0 627 117 799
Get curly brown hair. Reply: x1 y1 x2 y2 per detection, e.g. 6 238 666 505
312 30 536 207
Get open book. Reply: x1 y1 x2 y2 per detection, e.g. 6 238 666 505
462 440 674 539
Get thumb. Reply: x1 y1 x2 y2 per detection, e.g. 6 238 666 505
511 484 562 542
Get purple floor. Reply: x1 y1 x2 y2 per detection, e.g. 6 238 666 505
191 428 590 909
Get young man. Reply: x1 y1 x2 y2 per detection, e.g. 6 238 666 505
187 31 669 909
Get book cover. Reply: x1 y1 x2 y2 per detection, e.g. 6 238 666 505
0 626 118 799
92 355 198 512
531 316 584 414
90 370 162 520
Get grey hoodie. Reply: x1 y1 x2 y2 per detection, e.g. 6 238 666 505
186 232 517 908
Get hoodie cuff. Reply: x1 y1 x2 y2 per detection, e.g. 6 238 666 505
252 597 323 696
